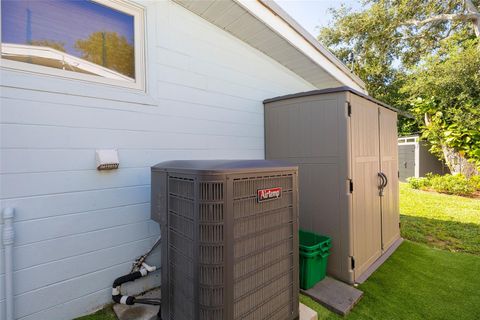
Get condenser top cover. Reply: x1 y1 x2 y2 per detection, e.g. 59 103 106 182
151 159 297 175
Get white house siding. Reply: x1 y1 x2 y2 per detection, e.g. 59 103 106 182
0 1 315 319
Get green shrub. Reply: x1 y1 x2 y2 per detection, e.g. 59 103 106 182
469 175 480 191
407 173 479 196
429 174 476 196
407 177 431 190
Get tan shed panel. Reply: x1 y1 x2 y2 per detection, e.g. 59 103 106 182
379 107 401 250
349 93 383 279
264 87 400 284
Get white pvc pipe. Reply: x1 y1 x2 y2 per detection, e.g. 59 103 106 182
3 207 15 320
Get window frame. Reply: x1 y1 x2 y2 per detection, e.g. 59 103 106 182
0 0 146 91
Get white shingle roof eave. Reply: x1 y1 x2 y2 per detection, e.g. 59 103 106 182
257 0 366 90
173 0 366 92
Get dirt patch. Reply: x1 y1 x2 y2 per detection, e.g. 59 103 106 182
425 235 450 247
419 187 480 199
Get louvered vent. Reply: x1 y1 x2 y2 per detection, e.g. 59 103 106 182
198 181 225 319
232 174 295 320
167 176 195 319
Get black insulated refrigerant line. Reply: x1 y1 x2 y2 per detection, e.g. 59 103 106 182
111 236 161 307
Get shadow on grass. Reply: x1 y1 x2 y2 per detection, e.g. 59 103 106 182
400 214 480 255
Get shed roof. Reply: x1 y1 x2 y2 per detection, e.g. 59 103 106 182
264 86 413 118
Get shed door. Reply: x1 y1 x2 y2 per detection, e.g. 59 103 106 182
379 108 400 250
350 96 382 279
398 144 415 181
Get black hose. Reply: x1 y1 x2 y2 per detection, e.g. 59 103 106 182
112 294 135 305
134 298 161 305
111 238 161 308
111 267 160 306
112 271 143 288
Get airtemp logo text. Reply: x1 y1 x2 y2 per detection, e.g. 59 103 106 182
257 187 282 202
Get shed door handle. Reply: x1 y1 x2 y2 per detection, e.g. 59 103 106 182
378 172 387 196
378 172 385 190
381 172 388 188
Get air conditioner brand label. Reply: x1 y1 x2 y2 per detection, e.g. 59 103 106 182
257 187 282 202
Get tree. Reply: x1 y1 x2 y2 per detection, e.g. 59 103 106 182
30 39 66 52
404 0 479 37
75 31 134 78
318 0 480 175
402 36 480 176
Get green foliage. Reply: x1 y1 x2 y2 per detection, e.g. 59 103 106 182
402 37 480 167
406 176 430 190
470 175 480 190
75 31 134 78
318 0 480 164
398 117 420 137
429 174 476 196
318 0 477 108
319 1 408 107
407 173 477 196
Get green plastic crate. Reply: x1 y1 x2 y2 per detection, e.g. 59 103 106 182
299 230 331 290
299 230 331 254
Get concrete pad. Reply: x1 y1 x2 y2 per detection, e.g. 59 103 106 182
300 302 318 320
356 237 404 284
301 277 363 316
113 288 160 320
114 287 318 319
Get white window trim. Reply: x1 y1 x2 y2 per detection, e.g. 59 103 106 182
0 0 146 91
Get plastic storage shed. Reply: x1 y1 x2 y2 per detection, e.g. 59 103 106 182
398 136 448 181
151 160 299 320
264 87 401 284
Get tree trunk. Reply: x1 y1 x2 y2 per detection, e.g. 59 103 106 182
442 145 479 178
465 0 480 38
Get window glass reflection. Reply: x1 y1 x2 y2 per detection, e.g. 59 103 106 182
1 0 135 81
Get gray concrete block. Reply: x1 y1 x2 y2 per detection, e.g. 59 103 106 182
299 302 318 320
113 288 160 320
301 277 363 316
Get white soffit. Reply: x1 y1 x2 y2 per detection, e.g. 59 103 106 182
172 0 366 92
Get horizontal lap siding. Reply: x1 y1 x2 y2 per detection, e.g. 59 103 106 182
0 1 314 319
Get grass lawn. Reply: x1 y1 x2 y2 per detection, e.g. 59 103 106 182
300 183 480 319
400 183 480 254
301 240 480 320
76 183 480 320
74 306 117 320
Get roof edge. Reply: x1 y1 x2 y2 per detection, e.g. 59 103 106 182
257 0 366 90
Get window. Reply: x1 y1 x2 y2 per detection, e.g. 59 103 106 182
1 0 145 90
